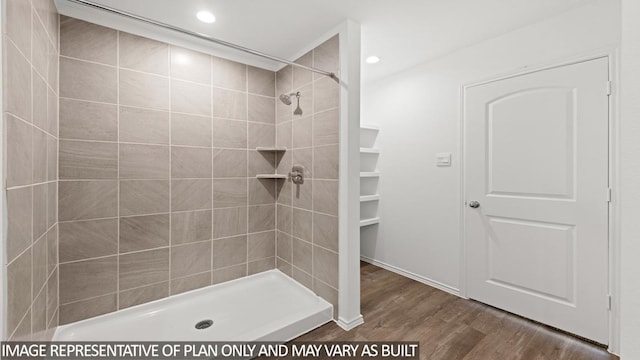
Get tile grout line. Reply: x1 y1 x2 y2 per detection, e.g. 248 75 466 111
115 29 121 311
168 41 173 295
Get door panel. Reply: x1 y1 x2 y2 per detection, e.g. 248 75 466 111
465 58 609 344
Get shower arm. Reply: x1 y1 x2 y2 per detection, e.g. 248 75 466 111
65 0 339 80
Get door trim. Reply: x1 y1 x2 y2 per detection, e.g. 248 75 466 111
459 49 620 353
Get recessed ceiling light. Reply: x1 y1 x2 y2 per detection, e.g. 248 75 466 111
197 11 216 24
366 56 380 64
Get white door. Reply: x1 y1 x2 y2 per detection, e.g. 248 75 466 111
464 58 610 344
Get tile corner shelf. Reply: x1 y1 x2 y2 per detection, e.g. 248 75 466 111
256 147 287 152
360 218 380 227
360 172 380 178
360 124 380 131
360 148 380 154
360 195 380 203
256 174 288 179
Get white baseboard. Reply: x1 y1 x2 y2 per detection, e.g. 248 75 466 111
360 256 462 297
336 315 364 331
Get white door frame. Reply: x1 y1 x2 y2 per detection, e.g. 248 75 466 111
459 49 620 353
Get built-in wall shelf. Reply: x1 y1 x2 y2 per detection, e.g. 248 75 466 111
256 174 288 179
360 172 380 178
360 218 380 227
360 148 380 154
256 147 287 152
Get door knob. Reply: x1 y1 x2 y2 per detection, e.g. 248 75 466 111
469 201 480 208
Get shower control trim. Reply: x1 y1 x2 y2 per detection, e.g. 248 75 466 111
289 165 305 185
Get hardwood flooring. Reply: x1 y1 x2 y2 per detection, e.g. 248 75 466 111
295 262 618 360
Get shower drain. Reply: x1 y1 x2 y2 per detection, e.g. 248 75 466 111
195 320 214 330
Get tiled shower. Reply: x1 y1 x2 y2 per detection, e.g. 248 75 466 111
3 0 340 340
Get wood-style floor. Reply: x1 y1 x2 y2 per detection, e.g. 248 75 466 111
296 262 618 360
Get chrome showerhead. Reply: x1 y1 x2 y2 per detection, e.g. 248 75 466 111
279 94 292 105
279 92 303 116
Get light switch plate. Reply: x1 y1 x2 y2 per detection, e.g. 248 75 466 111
436 153 451 167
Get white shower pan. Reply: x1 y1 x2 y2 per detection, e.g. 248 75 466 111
53 270 333 341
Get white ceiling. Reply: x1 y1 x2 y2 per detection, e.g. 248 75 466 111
57 0 593 82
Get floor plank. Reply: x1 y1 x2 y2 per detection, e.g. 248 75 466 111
296 262 618 360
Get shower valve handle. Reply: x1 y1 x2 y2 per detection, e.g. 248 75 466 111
289 165 305 185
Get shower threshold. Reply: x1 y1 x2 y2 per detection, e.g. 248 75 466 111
53 270 333 341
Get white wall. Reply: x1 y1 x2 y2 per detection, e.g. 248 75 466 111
620 0 640 358
362 0 620 293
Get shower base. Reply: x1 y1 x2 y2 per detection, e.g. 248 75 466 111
53 270 333 341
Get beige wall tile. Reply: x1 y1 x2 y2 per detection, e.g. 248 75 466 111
119 107 170 145
6 41 32 121
313 145 339 179
31 288 47 340
60 57 117 103
119 69 170 110
7 187 32 262
248 257 275 275
313 36 339 80
171 272 210 295
213 179 247 208
248 231 275 262
32 184 48 241
119 282 168 309
212 236 247 269
276 121 292 149
119 32 168 75
212 264 246 285
293 267 313 291
313 246 338 288
171 146 212 179
292 180 312 210
32 236 48 300
9 309 31 341
248 66 275 97
120 214 170 253
6 0 32 60
58 180 117 221
47 135 58 181
171 241 212 278
313 213 338 252
277 231 292 262
213 207 247 239
276 205 292 234
212 57 246 91
293 52 313 89
59 140 118 179
119 248 169 290
172 80 211 116
46 227 58 275
292 208 312 242
213 149 247 178
276 258 292 276
313 279 338 318
119 180 170 216
276 174 292 205
248 122 275 148
170 46 211 84
249 178 276 205
248 151 275 177
59 256 117 303
32 12 49 78
46 268 58 325
294 84 313 119
313 109 339 146
248 204 275 233
59 219 118 262
248 95 275 124
276 98 292 124
119 144 170 179
7 248 32 336
33 72 48 131
6 115 33 188
212 119 247 148
171 179 212 212
292 238 312 274
33 129 47 183
59 293 116 325
46 87 58 136
60 16 116 65
313 77 340 113
171 113 212 147
292 148 313 179
212 88 247 120
292 116 312 149
313 180 339 216
276 65 292 95
60 99 117 141
171 210 212 245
